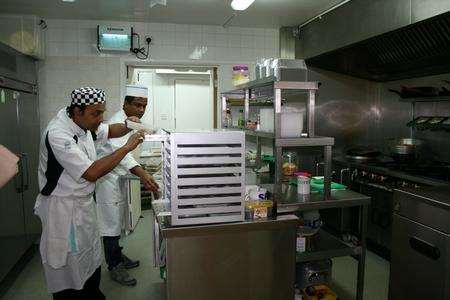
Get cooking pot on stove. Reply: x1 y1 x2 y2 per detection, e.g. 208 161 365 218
387 138 423 163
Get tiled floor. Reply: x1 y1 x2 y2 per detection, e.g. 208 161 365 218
2 210 389 300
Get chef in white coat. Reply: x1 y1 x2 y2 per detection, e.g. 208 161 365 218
34 87 146 299
96 85 158 286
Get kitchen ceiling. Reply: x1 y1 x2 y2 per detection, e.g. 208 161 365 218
1 0 345 28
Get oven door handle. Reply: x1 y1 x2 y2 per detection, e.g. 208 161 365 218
409 236 440 260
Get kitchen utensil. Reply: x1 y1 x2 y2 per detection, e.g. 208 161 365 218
426 117 447 131
387 138 423 163
439 87 450 96
345 147 380 162
406 116 432 129
388 86 441 98
441 117 450 131
296 260 332 290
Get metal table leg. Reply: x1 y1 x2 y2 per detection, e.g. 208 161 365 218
256 136 261 169
356 204 368 300
323 145 332 200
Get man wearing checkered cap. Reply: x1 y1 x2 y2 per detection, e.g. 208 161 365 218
34 87 146 299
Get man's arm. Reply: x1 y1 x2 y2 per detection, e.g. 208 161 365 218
83 131 145 182
130 165 159 193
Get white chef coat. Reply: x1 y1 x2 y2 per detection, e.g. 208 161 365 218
34 108 109 293
96 110 140 236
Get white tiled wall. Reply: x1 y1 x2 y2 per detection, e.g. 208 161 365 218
38 18 279 129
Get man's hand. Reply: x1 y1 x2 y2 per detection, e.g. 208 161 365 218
124 130 145 152
141 172 159 195
109 117 141 138
130 165 160 198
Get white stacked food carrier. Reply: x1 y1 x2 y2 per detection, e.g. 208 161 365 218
162 130 245 226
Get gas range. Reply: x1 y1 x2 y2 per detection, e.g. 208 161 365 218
327 156 449 261
334 156 450 188
348 168 423 192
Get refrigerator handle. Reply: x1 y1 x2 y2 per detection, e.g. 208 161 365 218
21 153 29 191
409 236 441 260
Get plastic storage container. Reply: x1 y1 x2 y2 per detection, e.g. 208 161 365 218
297 176 311 195
259 108 274 132
281 107 303 137
258 107 304 137
232 64 250 86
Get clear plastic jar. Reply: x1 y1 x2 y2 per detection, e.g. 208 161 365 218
282 152 298 178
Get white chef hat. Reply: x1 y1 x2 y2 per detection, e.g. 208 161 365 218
126 85 148 98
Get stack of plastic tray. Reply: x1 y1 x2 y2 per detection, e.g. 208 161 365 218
162 130 245 226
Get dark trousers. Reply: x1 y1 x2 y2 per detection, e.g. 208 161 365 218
53 266 104 300
103 236 123 270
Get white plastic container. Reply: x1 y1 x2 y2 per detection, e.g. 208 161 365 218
259 108 274 133
297 176 311 195
281 107 303 138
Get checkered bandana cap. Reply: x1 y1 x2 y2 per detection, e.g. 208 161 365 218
70 87 106 106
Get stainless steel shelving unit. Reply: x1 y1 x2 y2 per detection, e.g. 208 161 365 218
258 180 370 300
222 71 370 300
222 77 334 199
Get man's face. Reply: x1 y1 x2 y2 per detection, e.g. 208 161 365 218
74 103 106 131
123 97 147 119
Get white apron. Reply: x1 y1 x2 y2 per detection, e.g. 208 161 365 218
34 109 110 293
96 173 127 236
96 110 139 237
35 194 102 293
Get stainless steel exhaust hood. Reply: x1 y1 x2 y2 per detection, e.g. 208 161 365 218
305 11 450 82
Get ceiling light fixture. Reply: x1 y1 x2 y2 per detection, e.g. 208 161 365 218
231 0 255 11
150 0 167 8
62 0 76 2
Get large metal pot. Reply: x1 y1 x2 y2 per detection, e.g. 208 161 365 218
387 138 423 163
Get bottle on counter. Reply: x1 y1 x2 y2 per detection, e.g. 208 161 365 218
225 108 232 128
238 109 245 128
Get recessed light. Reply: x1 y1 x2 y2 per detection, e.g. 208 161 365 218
231 0 255 11
62 0 76 3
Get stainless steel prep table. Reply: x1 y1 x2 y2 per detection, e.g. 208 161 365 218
256 180 370 300
153 201 299 300
152 184 370 300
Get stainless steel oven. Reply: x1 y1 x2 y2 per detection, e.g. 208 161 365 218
325 158 433 260
389 187 450 300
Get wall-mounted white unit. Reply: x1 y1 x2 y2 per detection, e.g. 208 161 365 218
163 130 245 226
97 25 132 52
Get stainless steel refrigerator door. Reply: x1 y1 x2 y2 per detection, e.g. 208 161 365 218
389 214 449 300
18 91 41 244
0 88 27 282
